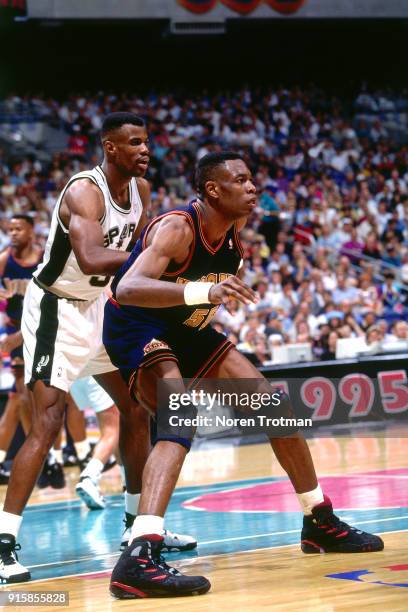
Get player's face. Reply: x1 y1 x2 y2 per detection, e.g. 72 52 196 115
213 160 257 219
109 125 150 177
8 219 33 248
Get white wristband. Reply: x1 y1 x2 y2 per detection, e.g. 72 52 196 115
184 282 214 305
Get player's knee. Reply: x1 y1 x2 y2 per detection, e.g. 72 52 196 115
32 402 64 438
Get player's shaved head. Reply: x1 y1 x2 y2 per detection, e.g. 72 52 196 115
101 112 145 142
195 152 243 200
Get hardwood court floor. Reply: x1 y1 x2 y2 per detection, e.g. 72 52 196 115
0 435 407 611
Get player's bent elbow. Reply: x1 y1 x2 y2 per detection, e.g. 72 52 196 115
116 281 140 306
77 259 94 276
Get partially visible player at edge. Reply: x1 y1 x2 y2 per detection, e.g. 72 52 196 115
103 152 384 599
0 113 194 584
0 216 42 481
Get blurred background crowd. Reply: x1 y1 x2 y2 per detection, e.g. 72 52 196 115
0 84 407 365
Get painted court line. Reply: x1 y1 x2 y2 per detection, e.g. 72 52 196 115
2 529 407 588
17 515 408 572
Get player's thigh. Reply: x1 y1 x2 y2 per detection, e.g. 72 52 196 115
22 281 95 392
207 346 273 395
207 346 263 379
136 359 185 415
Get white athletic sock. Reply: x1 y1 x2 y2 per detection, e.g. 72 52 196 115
80 458 103 482
130 515 164 541
297 484 324 516
48 449 56 465
74 440 92 461
125 492 140 517
53 449 63 465
0 449 6 464
0 511 23 538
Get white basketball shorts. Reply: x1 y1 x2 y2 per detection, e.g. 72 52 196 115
22 279 116 393
70 376 114 413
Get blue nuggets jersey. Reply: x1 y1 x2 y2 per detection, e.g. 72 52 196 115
110 201 244 330
2 249 41 323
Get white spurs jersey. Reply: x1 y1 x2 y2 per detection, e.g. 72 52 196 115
34 166 143 301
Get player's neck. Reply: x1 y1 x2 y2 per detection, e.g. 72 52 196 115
197 201 233 245
12 242 36 262
100 161 131 205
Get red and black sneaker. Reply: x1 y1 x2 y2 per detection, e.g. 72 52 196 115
301 496 384 553
110 534 210 599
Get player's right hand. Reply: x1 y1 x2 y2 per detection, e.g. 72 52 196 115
209 275 258 306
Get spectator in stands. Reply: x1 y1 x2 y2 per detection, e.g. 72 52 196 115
340 227 365 264
332 275 359 305
387 320 408 342
320 331 339 361
366 324 383 346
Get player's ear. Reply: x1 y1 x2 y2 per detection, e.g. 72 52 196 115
104 139 116 156
205 180 218 199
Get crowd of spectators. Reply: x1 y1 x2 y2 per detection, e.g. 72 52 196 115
0 85 407 365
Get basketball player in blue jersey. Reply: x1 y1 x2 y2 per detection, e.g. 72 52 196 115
103 152 383 599
0 113 193 584
0 216 42 482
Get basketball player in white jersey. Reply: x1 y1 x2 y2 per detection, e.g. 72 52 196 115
0 113 194 583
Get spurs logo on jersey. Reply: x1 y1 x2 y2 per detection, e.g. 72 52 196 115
34 166 143 301
104 223 136 249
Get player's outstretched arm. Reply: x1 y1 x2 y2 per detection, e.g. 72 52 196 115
62 180 129 275
116 215 258 308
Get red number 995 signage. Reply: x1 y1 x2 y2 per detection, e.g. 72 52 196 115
299 370 408 421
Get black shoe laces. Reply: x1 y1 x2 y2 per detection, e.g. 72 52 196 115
1 542 21 565
315 513 353 535
153 551 181 576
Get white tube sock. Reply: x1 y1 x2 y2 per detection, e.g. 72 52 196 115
80 458 104 482
125 492 140 517
53 449 63 465
297 484 324 516
0 511 23 538
74 440 91 461
130 515 164 541
0 449 6 464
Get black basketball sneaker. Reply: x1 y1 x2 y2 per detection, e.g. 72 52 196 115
0 534 31 583
110 534 210 598
301 496 384 553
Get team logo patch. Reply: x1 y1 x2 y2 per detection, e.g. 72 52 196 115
143 339 171 356
36 354 50 373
